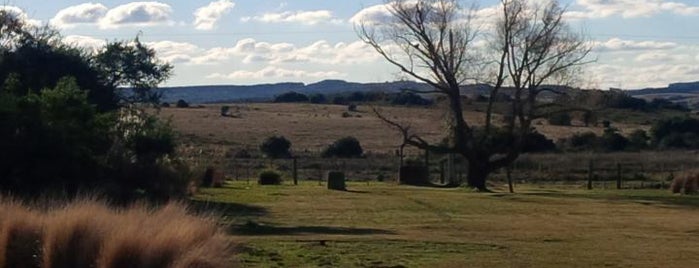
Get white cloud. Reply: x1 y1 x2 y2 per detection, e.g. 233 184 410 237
350 4 391 25
595 38 677 52
50 3 108 29
0 6 41 26
189 38 379 66
634 51 680 62
193 0 235 30
207 66 344 80
99 2 173 29
145 41 203 63
568 0 699 20
243 10 341 25
62 35 106 51
589 63 699 89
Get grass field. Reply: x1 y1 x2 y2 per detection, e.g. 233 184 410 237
194 181 699 267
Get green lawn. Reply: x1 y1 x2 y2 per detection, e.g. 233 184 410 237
193 181 699 267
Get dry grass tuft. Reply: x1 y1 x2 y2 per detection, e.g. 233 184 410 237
671 171 699 195
0 197 233 268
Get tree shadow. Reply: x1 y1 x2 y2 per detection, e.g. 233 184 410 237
516 191 699 209
189 199 268 218
231 221 397 236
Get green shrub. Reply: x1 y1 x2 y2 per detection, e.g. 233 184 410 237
309 93 327 104
258 170 282 185
220 106 230 116
259 136 292 159
547 112 572 126
322 137 364 158
176 99 189 108
274 91 308 103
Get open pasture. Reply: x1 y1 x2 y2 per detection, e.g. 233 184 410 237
194 182 699 267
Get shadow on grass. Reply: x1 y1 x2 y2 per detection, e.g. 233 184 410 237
514 191 699 209
189 200 268 217
232 221 397 236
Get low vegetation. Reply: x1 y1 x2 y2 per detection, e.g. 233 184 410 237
0 197 233 268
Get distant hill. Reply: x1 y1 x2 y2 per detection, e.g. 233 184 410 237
157 80 433 104
628 81 699 96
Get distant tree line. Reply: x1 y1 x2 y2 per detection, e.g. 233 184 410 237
273 90 433 106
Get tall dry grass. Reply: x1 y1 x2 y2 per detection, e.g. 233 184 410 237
0 197 233 268
671 171 699 195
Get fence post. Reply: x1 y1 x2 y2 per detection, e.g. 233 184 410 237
506 165 514 193
616 162 622 190
587 159 594 190
440 160 445 184
293 157 298 185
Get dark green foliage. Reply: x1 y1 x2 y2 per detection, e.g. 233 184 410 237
309 93 326 104
258 170 282 185
332 96 348 105
391 92 432 106
260 136 292 158
221 106 230 116
322 137 364 158
0 18 185 201
274 91 309 103
521 131 557 153
176 99 189 108
568 132 598 150
547 112 572 126
650 117 699 149
93 37 173 105
627 129 649 150
327 172 346 190
599 129 628 152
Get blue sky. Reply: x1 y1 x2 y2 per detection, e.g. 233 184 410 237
3 0 699 89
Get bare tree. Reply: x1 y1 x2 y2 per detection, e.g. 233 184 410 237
358 0 591 191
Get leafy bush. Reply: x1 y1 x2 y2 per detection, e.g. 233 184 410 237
651 117 699 149
599 129 628 152
309 93 327 104
627 129 649 150
547 112 572 126
274 91 308 103
521 131 557 153
258 170 282 185
176 99 189 108
220 106 230 116
322 137 364 158
568 132 598 150
391 92 432 106
260 136 292 158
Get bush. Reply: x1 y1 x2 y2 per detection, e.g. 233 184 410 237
348 104 357 111
258 170 282 185
671 173 698 194
259 136 292 159
0 198 233 268
176 99 189 108
309 93 327 104
547 112 572 126
332 96 348 105
391 92 432 106
600 129 628 152
522 131 556 153
234 149 252 159
220 106 230 116
274 91 308 103
627 129 649 150
322 137 364 158
651 117 699 149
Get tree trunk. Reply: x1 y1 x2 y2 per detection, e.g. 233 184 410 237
466 160 490 191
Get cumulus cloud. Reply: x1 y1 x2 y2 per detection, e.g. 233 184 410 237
634 52 678 62
349 4 391 25
145 41 203 63
594 38 677 52
207 66 344 80
568 0 699 20
589 63 699 89
193 0 235 30
0 6 41 26
50 3 108 29
189 38 379 65
242 10 341 25
99 1 173 29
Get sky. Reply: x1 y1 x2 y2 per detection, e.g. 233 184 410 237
3 0 699 89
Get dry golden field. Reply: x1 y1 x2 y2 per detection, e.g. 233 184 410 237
157 103 646 154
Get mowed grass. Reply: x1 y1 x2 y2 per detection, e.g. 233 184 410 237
194 181 699 267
